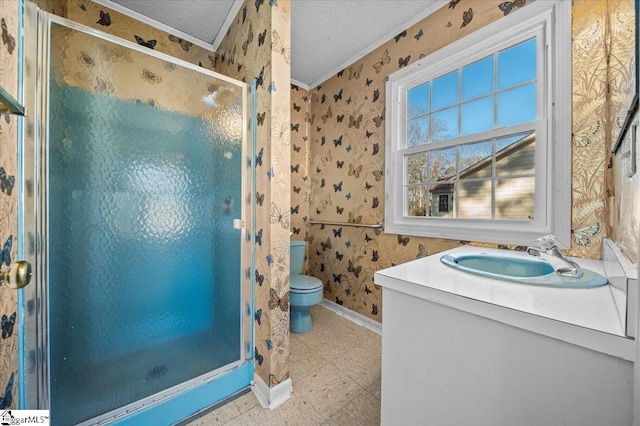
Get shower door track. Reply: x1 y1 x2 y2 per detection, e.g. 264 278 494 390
81 361 246 426
21 3 254 422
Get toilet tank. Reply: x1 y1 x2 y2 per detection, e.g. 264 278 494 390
290 241 306 275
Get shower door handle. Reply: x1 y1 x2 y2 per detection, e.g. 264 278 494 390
0 260 33 289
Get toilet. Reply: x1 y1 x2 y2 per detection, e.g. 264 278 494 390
289 241 323 333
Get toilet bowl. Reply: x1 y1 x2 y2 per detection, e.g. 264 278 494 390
290 241 323 334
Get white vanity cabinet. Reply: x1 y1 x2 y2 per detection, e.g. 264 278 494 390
375 246 635 426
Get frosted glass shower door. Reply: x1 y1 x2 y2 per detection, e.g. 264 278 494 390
40 21 248 425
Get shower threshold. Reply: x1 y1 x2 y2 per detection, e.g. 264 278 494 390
53 328 241 425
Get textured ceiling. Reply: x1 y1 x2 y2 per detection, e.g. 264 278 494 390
101 0 447 88
107 0 239 48
291 0 445 87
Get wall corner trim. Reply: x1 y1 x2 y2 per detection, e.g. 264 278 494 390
322 299 382 335
251 375 292 410
290 79 311 91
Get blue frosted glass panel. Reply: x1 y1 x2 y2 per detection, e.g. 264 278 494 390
498 38 537 90
407 82 430 118
462 56 494 101
461 96 494 135
432 106 459 141
432 71 458 111
497 83 536 126
47 23 244 425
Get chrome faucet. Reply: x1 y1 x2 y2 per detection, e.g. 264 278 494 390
526 235 583 278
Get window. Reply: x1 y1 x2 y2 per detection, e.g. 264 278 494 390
437 194 451 215
385 1 571 247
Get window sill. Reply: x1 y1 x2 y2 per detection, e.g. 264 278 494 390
385 216 570 249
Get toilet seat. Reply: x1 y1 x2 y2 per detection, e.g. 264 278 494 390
290 274 322 294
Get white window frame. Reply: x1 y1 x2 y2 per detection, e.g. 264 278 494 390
385 0 571 248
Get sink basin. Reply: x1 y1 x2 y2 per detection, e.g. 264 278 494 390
440 252 608 288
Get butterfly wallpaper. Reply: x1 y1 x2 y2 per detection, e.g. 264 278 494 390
290 86 312 267
66 1 217 71
28 0 66 17
216 1 292 387
291 0 626 323
570 0 636 260
0 0 20 408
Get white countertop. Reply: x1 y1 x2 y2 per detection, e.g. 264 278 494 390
375 246 636 361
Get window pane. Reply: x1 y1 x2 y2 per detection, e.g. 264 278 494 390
497 83 536 126
406 153 427 184
432 70 458 110
498 38 536 90
407 116 430 147
458 180 492 218
407 186 428 216
462 56 494 101
496 177 535 219
408 82 430 118
496 132 535 176
461 96 494 135
432 107 459 141
429 184 454 217
427 147 456 182
459 141 492 179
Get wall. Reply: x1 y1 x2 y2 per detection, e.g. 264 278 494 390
27 0 65 17
291 0 625 322
65 1 216 70
572 0 615 260
217 1 292 387
0 0 21 409
608 0 638 264
290 85 311 271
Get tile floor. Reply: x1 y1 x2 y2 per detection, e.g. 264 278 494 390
185 305 382 425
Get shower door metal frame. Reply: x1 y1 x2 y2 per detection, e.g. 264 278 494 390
21 4 254 421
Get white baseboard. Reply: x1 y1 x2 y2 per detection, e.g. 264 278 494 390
251 374 292 410
322 298 382 335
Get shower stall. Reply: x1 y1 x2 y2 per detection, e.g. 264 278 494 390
21 4 254 424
